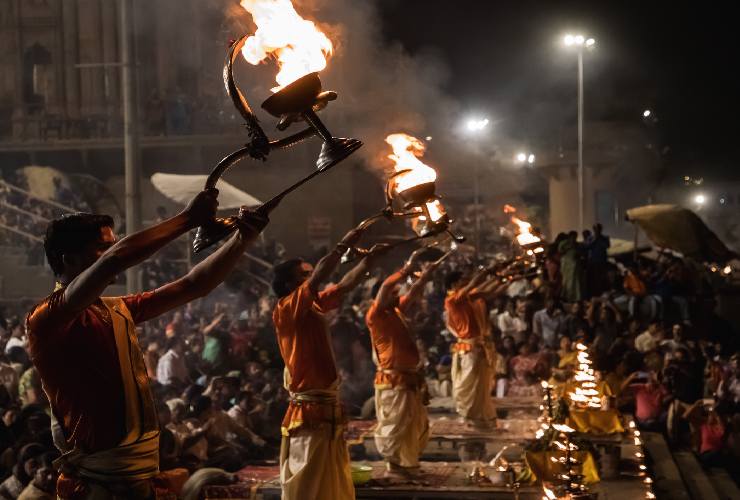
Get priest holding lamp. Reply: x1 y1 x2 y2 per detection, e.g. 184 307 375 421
366 248 446 476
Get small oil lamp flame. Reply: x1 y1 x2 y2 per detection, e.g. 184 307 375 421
339 133 462 262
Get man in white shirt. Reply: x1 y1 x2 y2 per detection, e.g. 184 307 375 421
497 298 527 344
532 299 563 349
157 337 189 386
635 322 664 353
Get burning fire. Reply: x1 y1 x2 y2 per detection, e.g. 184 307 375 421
512 216 541 246
239 0 333 92
385 133 437 193
423 199 445 223
503 205 541 246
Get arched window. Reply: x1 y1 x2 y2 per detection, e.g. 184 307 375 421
23 43 52 113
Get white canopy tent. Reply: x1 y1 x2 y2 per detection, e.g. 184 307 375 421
150 173 262 210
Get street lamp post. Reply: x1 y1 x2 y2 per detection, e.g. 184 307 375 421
564 34 595 231
465 118 490 255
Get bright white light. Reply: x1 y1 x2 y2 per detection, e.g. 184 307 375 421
564 34 575 46
643 109 652 118
466 118 490 132
723 265 732 275
516 152 527 163
425 136 432 141
694 194 706 205
574 35 585 45
586 38 596 47
528 154 536 164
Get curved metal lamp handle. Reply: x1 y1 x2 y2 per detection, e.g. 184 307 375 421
194 34 319 253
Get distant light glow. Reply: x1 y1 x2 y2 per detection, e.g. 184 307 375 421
564 34 595 48
528 154 536 164
425 136 433 141
466 117 490 132
516 152 527 163
723 265 732 275
643 109 652 118
720 197 726 204
694 194 706 205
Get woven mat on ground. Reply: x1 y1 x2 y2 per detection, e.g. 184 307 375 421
204 465 280 499
429 416 533 439
364 461 458 489
345 419 377 444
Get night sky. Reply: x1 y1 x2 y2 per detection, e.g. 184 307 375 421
377 0 739 176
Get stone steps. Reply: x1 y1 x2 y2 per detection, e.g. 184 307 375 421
672 450 721 500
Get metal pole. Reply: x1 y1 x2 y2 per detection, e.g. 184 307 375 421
577 49 584 231
474 161 481 255
121 0 142 293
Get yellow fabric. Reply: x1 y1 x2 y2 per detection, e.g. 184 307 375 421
525 450 600 484
451 346 495 425
374 387 429 468
567 409 624 435
52 298 159 483
279 424 354 500
558 379 613 399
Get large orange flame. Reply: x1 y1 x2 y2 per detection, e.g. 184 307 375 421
385 133 437 193
239 0 333 92
504 205 541 246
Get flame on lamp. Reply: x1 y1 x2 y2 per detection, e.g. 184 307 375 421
239 0 333 92
385 133 437 193
424 199 445 223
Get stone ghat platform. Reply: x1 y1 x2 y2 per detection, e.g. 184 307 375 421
202 460 652 499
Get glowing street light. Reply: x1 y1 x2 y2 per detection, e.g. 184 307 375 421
694 194 706 205
516 152 536 165
564 34 596 48
466 117 490 133
643 109 652 118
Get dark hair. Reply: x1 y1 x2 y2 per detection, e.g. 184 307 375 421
272 259 303 298
166 336 182 351
445 271 463 291
191 395 213 417
44 213 114 276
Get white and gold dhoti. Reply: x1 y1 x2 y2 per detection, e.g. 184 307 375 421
374 371 429 469
280 388 354 500
451 340 496 426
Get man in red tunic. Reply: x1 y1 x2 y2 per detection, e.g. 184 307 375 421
445 269 507 428
271 223 383 500
26 190 267 499
366 249 444 475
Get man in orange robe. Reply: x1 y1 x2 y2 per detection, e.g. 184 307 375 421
366 249 443 475
26 192 267 499
445 269 507 428
272 224 383 500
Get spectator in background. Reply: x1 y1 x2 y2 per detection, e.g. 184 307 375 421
558 231 584 302
157 337 190 388
532 298 563 350
585 223 611 297
636 321 665 353
497 298 528 345
623 370 672 431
